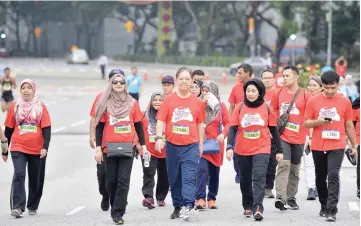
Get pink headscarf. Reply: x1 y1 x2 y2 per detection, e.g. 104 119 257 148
15 79 43 125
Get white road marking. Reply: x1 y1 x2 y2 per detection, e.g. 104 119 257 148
70 120 86 127
348 202 360 211
65 206 86 216
53 126 66 133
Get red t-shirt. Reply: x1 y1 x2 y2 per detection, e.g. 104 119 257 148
264 88 278 109
142 112 166 158
353 108 360 145
275 73 284 88
99 103 142 153
203 103 230 167
274 88 310 144
305 93 352 151
5 103 51 155
157 92 205 145
230 102 277 156
336 65 346 77
228 82 244 105
90 92 102 117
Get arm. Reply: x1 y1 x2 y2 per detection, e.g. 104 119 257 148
0 126 6 141
156 120 165 137
134 121 145 145
4 126 14 145
304 119 326 128
229 104 235 119
197 123 204 155
226 125 238 149
89 117 96 148
95 122 105 147
221 104 230 137
42 126 51 150
12 77 17 89
269 126 283 154
346 120 357 147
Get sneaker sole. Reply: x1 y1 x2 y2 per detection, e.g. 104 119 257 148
195 205 206 210
288 206 299 210
209 206 217 209
11 211 22 218
307 196 316 201
326 217 336 222
275 201 287 211
266 195 275 198
254 213 263 221
142 200 155 209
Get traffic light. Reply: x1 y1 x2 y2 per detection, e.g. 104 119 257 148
125 21 134 33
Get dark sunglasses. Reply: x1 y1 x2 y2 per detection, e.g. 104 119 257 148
112 80 126 85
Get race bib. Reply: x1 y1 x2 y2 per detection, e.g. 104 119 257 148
149 134 166 143
114 124 131 134
322 130 340 140
172 124 189 135
19 123 37 133
285 122 300 132
3 83 11 91
243 130 261 139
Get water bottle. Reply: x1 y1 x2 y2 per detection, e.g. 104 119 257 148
143 151 150 168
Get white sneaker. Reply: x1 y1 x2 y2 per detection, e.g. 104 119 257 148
182 206 198 221
179 206 185 218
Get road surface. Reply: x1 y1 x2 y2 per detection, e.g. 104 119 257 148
0 59 359 226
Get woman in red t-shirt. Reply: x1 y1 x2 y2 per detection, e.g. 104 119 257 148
3 79 51 218
155 67 205 221
141 92 169 209
195 80 230 210
226 79 283 221
94 74 147 225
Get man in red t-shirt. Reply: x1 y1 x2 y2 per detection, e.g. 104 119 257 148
227 64 253 184
273 66 310 211
304 71 358 221
335 56 348 78
261 69 278 198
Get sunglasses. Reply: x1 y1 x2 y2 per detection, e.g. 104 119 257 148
112 80 126 85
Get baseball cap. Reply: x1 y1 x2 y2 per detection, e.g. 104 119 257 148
162 75 174 84
109 69 125 79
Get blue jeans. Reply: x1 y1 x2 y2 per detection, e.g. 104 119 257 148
166 142 200 208
196 157 220 201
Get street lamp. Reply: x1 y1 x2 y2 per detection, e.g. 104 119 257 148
290 34 297 65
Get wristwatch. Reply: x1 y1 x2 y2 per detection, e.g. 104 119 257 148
352 144 359 149
1 139 7 144
226 144 233 151
154 136 163 142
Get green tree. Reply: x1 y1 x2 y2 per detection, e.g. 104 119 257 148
332 1 360 57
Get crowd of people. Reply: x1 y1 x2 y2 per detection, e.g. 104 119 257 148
0 63 359 225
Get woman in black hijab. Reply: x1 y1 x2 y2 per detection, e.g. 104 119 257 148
191 80 203 97
352 81 360 198
225 79 284 221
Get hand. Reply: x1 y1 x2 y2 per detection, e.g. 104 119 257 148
136 143 143 155
226 149 233 161
89 135 95 149
201 93 209 103
351 147 358 162
199 145 203 156
2 154 8 162
142 145 149 156
276 153 284 162
1 142 8 153
317 116 332 125
155 139 164 153
40 149 47 158
95 147 103 164
216 134 225 143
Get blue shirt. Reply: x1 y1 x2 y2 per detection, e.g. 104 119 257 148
126 74 142 94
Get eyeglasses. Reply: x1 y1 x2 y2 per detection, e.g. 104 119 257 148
262 77 274 80
112 80 126 85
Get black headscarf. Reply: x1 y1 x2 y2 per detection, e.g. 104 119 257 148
193 80 203 97
243 79 266 108
145 92 164 134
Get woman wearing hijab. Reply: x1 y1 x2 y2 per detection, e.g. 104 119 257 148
191 80 203 97
226 79 283 221
155 67 205 221
352 81 360 198
141 92 169 209
94 73 147 225
303 76 323 201
3 79 51 218
195 81 230 210
345 74 358 102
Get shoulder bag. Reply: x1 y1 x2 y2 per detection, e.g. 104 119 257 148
277 88 301 134
203 103 223 154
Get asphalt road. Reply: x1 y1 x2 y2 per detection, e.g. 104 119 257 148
0 59 359 226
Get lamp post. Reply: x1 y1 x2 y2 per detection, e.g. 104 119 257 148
290 34 297 65
326 0 333 66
